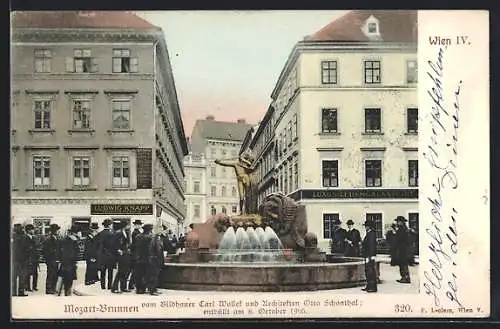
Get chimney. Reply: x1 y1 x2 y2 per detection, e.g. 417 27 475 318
206 115 215 121
237 118 246 124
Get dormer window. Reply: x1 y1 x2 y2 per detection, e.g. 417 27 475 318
362 15 381 39
368 22 378 34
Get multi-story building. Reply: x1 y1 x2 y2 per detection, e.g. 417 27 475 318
11 11 188 236
183 150 208 227
187 115 253 221
250 10 419 250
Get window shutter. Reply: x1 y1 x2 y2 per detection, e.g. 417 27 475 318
130 57 139 73
90 58 99 73
65 57 74 72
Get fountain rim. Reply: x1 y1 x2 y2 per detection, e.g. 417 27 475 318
162 260 366 268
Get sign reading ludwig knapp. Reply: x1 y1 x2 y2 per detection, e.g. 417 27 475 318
90 204 154 215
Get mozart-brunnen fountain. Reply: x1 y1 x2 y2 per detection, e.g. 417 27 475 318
158 152 377 292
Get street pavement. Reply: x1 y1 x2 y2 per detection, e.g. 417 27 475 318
12 258 419 298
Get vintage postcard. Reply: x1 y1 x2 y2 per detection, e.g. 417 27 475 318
10 10 489 319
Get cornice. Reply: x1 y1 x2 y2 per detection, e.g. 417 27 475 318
12 28 159 43
11 198 152 205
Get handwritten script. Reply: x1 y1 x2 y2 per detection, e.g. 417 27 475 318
422 45 463 308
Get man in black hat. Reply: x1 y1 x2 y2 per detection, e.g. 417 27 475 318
58 225 80 296
345 220 361 257
97 219 115 290
393 216 412 283
12 224 30 296
42 223 61 294
148 225 164 296
111 221 132 293
361 219 378 293
84 223 100 285
330 218 347 254
128 219 143 290
134 224 154 294
24 224 41 292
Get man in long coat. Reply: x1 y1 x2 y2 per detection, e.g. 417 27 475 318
111 221 132 293
361 219 378 293
128 219 143 290
58 225 80 296
42 223 61 294
24 224 41 292
84 222 100 285
97 219 115 290
134 224 154 294
392 216 412 283
344 219 361 257
12 224 30 297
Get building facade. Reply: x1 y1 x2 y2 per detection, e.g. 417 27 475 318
183 152 208 227
249 10 419 251
186 115 253 222
11 11 188 236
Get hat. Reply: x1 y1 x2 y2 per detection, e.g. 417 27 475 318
346 220 354 225
49 223 61 231
133 219 143 225
102 219 112 227
143 224 153 232
162 225 167 231
395 216 408 223
68 225 79 233
25 224 35 230
333 218 342 225
90 222 99 230
363 219 375 229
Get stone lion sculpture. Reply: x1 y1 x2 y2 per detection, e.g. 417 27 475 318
258 193 308 251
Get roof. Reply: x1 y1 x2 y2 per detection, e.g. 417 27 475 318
305 10 417 42
192 119 254 142
11 11 160 30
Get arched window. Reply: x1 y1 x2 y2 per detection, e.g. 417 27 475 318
232 186 237 197
221 206 227 214
210 205 216 216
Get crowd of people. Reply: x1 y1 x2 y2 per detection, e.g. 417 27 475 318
329 215 418 293
11 219 187 297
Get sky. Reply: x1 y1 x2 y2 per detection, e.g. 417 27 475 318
137 11 349 137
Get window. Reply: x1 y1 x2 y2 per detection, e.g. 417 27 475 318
287 123 292 145
408 160 419 187
288 162 293 192
323 213 339 239
210 185 216 196
33 100 52 129
221 206 227 214
34 49 52 73
112 100 131 129
292 114 297 140
193 205 200 218
73 157 90 186
72 99 91 129
193 181 200 193
368 22 378 34
407 108 418 133
321 61 337 84
293 162 298 189
283 165 288 194
408 213 419 231
67 49 98 73
364 60 381 84
33 218 51 235
221 186 226 197
321 108 337 133
222 149 227 156
112 49 138 73
365 160 382 187
210 166 216 177
322 160 339 187
407 60 418 83
112 156 129 188
366 213 383 239
210 205 216 216
33 156 51 188
222 167 227 177
232 186 237 197
232 205 238 213
365 108 381 133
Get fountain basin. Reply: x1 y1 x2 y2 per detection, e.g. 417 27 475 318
159 258 375 292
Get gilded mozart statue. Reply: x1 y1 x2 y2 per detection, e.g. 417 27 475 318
214 151 259 215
